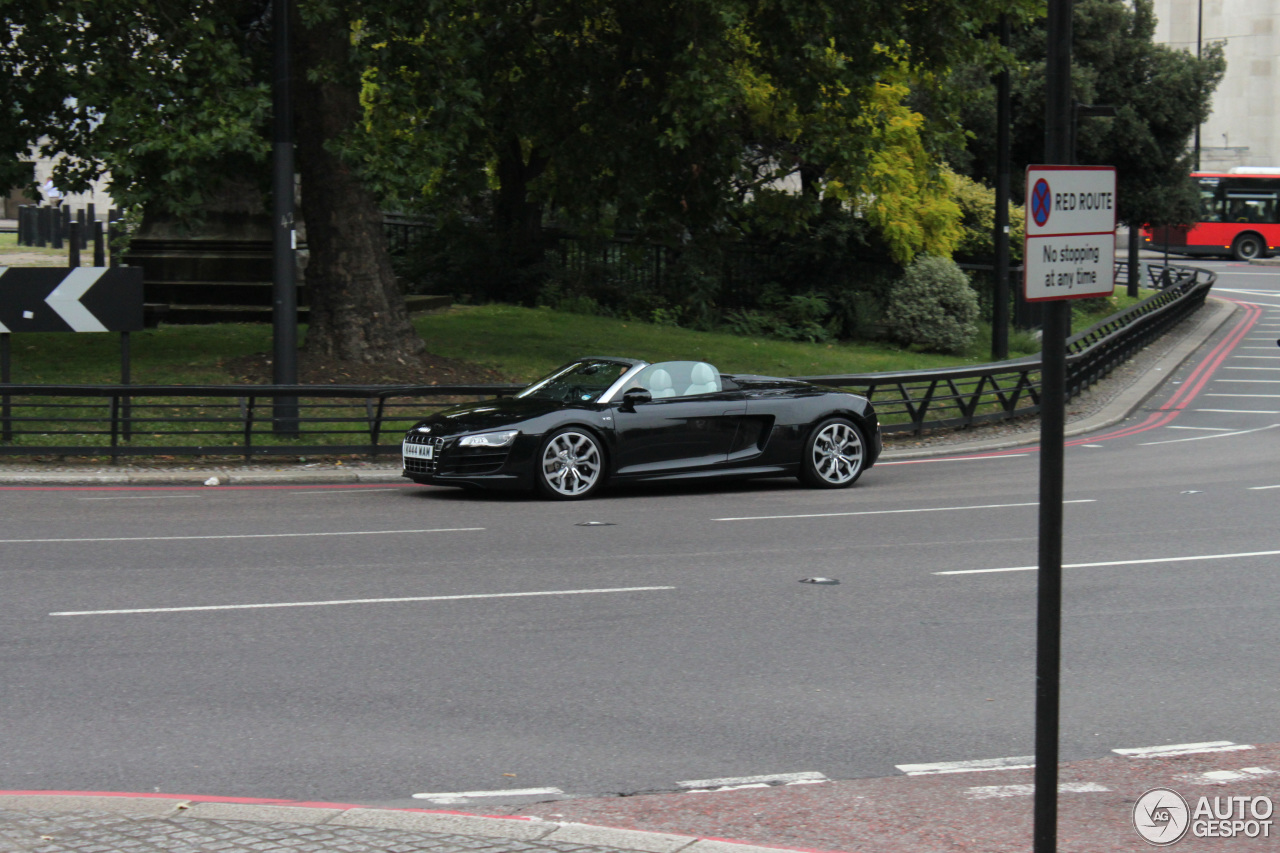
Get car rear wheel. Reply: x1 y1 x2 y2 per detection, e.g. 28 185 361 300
799 418 866 489
1232 232 1266 261
536 428 606 500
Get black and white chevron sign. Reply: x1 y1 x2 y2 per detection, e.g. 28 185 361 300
0 266 144 333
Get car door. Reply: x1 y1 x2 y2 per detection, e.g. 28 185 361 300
609 362 745 475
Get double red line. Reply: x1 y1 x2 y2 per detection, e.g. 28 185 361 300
1071 298 1262 445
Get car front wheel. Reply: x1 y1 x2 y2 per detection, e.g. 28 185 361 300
799 417 866 489
535 428 606 500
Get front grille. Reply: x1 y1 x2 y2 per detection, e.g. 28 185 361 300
437 447 511 476
402 434 444 475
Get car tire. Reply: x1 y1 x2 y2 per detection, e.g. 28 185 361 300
799 417 866 489
1232 232 1266 261
535 428 606 500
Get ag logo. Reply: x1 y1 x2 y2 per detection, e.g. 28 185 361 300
1134 787 1190 845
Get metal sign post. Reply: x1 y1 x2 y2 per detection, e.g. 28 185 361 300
1035 4 1075 848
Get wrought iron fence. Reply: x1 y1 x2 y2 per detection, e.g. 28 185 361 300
0 263 1214 459
796 262 1212 433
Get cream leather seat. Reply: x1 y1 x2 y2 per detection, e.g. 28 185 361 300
684 362 720 395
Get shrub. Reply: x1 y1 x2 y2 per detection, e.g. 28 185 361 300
883 255 980 354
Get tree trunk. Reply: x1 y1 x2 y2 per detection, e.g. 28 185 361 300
494 134 549 304
293 10 424 363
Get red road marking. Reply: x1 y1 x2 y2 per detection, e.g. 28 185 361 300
0 483 417 493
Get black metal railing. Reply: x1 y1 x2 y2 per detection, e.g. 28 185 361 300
796 262 1211 433
0 263 1214 458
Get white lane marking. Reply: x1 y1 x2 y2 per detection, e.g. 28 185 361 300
1193 408 1280 414
1239 346 1280 349
714 499 1094 523
936 548 1280 576
288 488 401 495
1140 424 1280 445
1249 484 1280 490
966 782 1110 800
412 787 564 804
1224 366 1280 370
1 527 483 545
1214 379 1280 383
679 772 829 789
79 495 202 501
1180 767 1276 785
877 453 1030 466
50 586 677 617
1115 742 1253 758
1232 356 1280 360
1206 393 1280 398
897 756 1035 776
1164 426 1239 431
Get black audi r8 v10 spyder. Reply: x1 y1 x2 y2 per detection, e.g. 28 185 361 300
401 357 880 500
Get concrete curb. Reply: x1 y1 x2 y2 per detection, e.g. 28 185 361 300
0 793 833 853
0 298 1238 485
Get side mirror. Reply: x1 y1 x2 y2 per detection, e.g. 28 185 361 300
620 387 652 411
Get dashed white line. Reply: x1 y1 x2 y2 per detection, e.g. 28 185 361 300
2 527 483 545
1249 484 1280 490
412 787 565 804
50 586 677 617
935 548 1280 575
876 453 1030 466
78 495 201 501
1114 741 1254 758
289 488 401 495
1163 426 1239 431
714 500 1094 522
1180 767 1276 785
679 772 828 789
897 756 1035 776
1140 424 1280 445
966 782 1110 800
1192 408 1280 414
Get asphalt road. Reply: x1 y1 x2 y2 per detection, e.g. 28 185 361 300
2 260 1278 812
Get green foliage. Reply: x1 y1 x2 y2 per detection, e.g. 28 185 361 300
947 0 1225 228
883 255 980 354
3 1 272 219
725 291 832 344
950 170 1025 263
353 0 1037 264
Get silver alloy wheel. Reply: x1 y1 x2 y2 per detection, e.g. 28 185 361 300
540 430 603 498
810 421 864 485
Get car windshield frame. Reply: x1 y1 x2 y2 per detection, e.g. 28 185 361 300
515 358 646 404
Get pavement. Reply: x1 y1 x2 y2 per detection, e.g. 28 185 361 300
0 296 1254 853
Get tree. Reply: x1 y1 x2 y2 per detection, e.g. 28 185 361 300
3 0 425 363
353 0 1038 279
950 0 1224 230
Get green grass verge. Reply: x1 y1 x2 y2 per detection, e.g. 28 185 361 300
0 287 1154 386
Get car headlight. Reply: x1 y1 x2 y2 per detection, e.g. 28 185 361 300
458 429 519 448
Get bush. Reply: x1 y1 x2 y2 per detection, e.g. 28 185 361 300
883 255 980 354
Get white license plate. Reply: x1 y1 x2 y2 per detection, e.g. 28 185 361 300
402 441 434 460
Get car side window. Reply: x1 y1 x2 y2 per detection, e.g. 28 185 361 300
632 361 722 399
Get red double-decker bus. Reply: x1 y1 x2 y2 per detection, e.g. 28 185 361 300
1144 169 1280 261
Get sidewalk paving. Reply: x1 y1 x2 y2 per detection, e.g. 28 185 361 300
2 740 1278 852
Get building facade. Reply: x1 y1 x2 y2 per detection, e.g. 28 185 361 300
1152 0 1279 170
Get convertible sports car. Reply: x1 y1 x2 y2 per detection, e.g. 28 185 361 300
401 357 881 500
